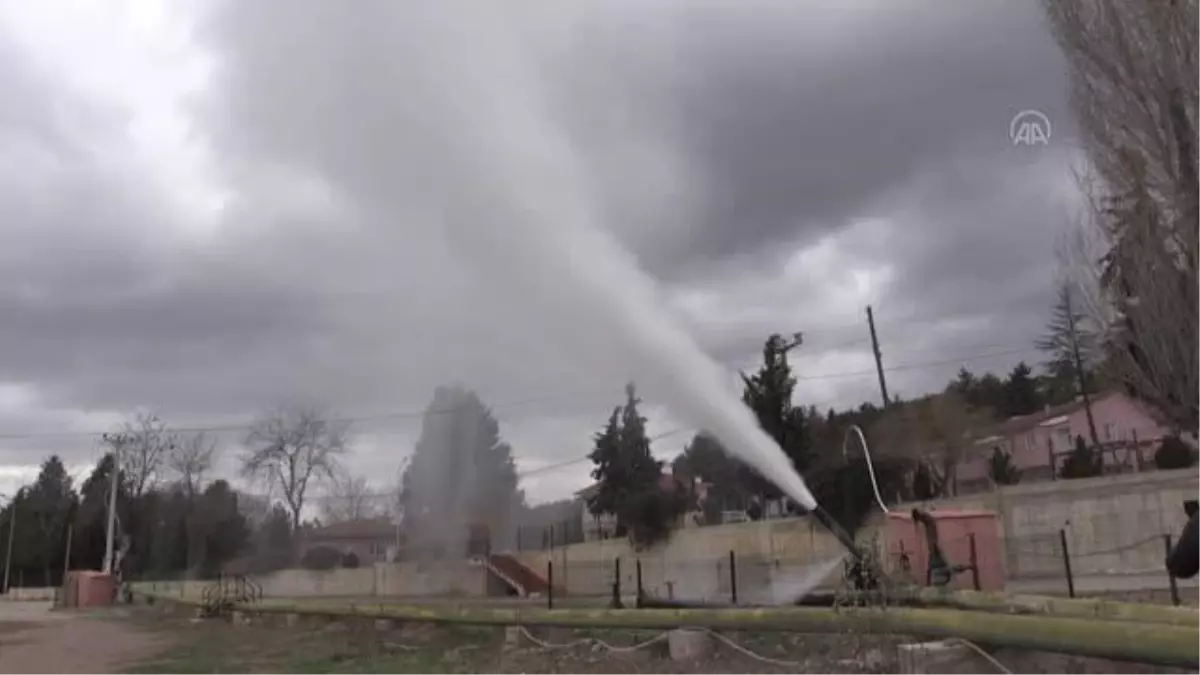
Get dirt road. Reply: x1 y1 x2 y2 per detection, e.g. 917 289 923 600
0 602 159 674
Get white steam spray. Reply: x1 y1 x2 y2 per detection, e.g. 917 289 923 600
396 3 820 511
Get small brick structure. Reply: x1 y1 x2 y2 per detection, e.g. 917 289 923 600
60 571 117 608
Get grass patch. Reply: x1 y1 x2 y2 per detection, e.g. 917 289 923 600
122 611 494 674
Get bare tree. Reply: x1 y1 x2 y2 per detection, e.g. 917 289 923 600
241 404 350 531
167 431 218 499
121 412 176 498
1045 0 1199 434
871 392 993 497
319 471 378 524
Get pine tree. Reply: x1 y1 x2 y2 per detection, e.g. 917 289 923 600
400 386 522 556
586 408 624 520
1060 434 1104 479
1003 362 1043 416
588 383 685 548
740 334 812 504
1036 282 1101 446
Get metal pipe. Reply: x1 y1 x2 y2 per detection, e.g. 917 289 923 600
808 504 864 561
209 599 1198 668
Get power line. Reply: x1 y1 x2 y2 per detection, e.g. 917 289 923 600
795 346 1032 382
0 339 1038 444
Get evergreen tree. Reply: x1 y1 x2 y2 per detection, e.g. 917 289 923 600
740 334 812 504
1036 282 1102 446
586 407 624 521
672 433 746 525
1003 362 1043 416
1060 434 1104 479
588 383 685 548
988 447 1021 485
400 386 523 557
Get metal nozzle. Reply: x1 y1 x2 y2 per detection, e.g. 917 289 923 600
809 504 865 563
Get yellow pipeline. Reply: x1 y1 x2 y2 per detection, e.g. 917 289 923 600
137 591 1198 668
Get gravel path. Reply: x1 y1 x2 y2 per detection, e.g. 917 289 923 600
0 602 160 674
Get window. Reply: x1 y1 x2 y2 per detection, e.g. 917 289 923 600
1104 423 1119 442
1025 435 1037 452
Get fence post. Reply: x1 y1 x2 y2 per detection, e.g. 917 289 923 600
1059 529 1075 598
547 560 554 610
1164 534 1181 607
610 557 622 609
968 533 981 591
635 558 643 605
729 550 738 605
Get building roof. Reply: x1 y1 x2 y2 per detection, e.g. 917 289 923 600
574 471 687 501
975 390 1123 442
305 517 396 540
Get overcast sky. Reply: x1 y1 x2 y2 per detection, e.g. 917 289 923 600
0 0 1082 506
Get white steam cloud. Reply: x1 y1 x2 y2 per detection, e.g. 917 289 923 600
200 1 818 509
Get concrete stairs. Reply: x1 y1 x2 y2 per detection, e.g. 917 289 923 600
487 553 559 597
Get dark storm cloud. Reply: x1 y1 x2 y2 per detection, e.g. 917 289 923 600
0 1 1080 499
543 0 1071 280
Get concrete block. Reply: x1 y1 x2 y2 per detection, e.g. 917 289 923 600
230 610 249 625
667 628 713 661
898 640 995 674
504 625 536 650
284 612 300 628
373 619 395 632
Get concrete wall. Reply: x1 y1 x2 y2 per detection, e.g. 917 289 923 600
517 468 1197 597
135 559 490 601
516 514 855 601
894 467 1197 579
1 587 56 601
133 469 1196 601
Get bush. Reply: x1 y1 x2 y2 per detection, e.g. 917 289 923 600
341 551 360 569
1155 435 1198 470
299 545 341 571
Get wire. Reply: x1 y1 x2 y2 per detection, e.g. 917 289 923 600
516 625 813 666
796 347 1031 381
0 340 1038 444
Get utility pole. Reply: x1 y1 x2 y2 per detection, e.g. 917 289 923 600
1064 287 1101 448
101 433 124 575
62 523 73 581
3 494 16 594
867 306 892 408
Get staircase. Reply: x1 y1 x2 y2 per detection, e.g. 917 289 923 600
200 574 262 617
487 553 556 597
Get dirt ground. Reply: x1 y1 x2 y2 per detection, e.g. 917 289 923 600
123 607 907 674
0 602 160 674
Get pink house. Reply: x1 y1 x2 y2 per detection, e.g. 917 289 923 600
957 391 1172 491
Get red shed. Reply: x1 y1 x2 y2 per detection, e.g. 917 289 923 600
60 571 116 608
885 509 1005 591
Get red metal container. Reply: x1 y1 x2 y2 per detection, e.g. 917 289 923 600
885 509 1006 591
